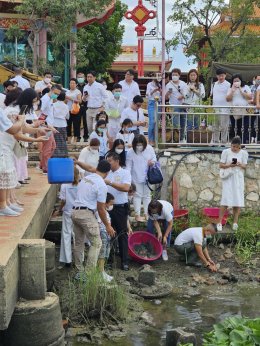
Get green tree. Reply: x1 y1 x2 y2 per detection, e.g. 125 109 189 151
5 25 24 64
14 0 113 73
167 0 260 73
76 1 126 74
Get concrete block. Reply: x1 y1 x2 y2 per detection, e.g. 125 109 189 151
19 239 46 300
138 267 156 286
166 327 197 346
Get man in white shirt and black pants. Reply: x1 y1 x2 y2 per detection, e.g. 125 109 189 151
119 69 141 104
72 160 115 280
83 71 107 134
105 152 131 271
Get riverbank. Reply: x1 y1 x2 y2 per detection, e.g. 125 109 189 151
53 236 260 345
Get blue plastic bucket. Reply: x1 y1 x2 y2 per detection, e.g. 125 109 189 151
47 158 74 184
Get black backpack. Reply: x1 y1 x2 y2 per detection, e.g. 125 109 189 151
146 162 163 191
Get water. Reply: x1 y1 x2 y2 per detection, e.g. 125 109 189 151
71 283 260 346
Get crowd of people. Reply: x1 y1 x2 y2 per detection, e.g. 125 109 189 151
0 66 258 281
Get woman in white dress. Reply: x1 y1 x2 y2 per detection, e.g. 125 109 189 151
217 136 248 231
126 134 156 221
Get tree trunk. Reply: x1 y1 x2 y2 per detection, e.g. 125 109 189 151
28 31 38 74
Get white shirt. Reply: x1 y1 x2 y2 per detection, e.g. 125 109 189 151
65 89 82 111
227 85 251 107
89 131 108 157
59 183 78 215
174 227 204 246
10 75 30 90
121 106 145 134
0 93 6 109
83 81 106 108
126 145 156 184
116 132 134 151
78 147 99 176
74 173 107 210
105 95 129 126
34 80 50 93
211 80 231 106
146 81 161 101
107 167 131 204
149 200 173 222
185 83 205 105
40 93 54 126
119 80 140 104
0 108 13 132
165 80 188 105
53 101 70 127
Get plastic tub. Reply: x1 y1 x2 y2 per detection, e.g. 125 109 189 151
202 207 228 225
128 231 163 264
174 209 189 230
48 158 74 184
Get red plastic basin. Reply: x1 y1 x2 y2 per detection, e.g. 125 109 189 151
128 231 163 264
202 207 228 225
174 209 189 218
174 209 189 230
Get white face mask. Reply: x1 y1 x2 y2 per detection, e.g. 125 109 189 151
136 145 144 152
151 213 160 220
233 81 241 88
115 148 123 154
128 196 133 203
106 205 113 211
44 77 51 84
172 75 179 82
90 148 99 154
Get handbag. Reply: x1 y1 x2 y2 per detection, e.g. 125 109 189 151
146 162 163 191
219 168 234 180
13 141 27 159
132 109 140 136
71 102 80 115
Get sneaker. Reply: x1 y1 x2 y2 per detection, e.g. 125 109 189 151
8 203 24 212
232 223 238 231
217 223 223 232
162 250 168 261
0 207 20 217
42 171 48 175
102 271 113 282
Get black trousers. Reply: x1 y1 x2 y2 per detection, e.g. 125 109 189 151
67 112 81 139
109 204 129 265
79 105 88 140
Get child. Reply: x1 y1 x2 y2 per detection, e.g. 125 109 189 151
89 119 108 160
116 118 134 152
58 167 80 267
53 91 69 157
97 192 115 282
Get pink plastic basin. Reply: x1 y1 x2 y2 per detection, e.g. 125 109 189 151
174 209 189 218
202 207 229 225
128 231 163 264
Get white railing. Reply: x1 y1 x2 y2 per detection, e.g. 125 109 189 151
155 104 260 148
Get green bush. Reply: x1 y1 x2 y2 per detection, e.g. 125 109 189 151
203 316 260 346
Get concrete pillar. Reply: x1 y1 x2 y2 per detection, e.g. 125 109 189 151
38 29 47 62
18 239 46 300
45 240 56 291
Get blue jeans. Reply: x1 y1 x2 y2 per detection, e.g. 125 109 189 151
147 219 172 246
148 99 156 142
172 107 187 140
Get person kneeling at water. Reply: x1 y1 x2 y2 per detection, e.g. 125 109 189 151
147 200 174 262
174 224 218 272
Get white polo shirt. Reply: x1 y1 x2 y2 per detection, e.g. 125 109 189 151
10 75 30 90
121 106 145 133
59 183 78 215
149 200 173 222
53 101 70 127
41 93 54 126
105 95 129 123
116 132 134 151
83 81 106 108
174 227 204 246
0 109 13 132
165 80 188 105
119 80 140 104
74 173 107 210
107 167 131 204
211 80 231 106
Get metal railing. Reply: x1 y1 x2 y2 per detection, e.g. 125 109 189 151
154 104 260 148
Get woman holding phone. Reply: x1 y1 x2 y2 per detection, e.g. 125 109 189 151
217 136 248 232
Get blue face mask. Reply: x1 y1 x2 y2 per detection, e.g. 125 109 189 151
50 93 58 100
127 127 134 132
114 91 121 98
98 127 105 133
206 234 212 240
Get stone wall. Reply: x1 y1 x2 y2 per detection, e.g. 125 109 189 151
159 151 260 212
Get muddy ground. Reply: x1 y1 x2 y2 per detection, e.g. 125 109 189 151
52 240 260 345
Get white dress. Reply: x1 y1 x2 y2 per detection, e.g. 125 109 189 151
220 148 248 207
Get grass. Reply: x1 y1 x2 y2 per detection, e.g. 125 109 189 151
59 269 129 325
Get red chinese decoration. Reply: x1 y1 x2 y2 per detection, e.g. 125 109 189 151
125 0 156 77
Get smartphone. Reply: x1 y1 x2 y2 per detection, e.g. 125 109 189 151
232 158 237 164
20 105 28 115
45 131 52 139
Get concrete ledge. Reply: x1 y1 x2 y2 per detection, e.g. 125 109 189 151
0 169 58 330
